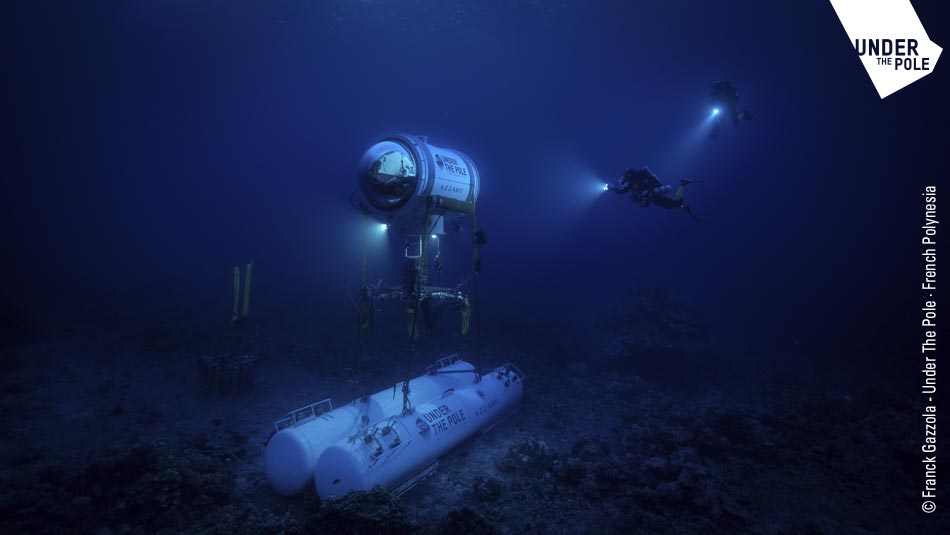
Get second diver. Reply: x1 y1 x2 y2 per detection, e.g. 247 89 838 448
607 167 704 222
709 80 752 139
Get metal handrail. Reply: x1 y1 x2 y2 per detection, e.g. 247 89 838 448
426 354 461 374
274 398 334 432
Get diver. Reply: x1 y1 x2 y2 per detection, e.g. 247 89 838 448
367 153 414 198
709 80 751 139
607 167 703 221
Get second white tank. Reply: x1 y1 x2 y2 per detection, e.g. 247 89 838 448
265 356 476 496
315 363 524 499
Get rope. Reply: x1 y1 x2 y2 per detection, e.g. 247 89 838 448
345 271 359 311
360 212 368 288
471 198 483 381
426 210 447 234
402 199 431 413
418 200 431 300
353 211 370 396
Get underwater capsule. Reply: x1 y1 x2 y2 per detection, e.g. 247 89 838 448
314 361 524 499
265 357 479 496
356 133 481 228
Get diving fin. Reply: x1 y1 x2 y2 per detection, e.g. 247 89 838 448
683 205 702 222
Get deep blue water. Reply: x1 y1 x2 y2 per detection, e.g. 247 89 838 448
3 2 948 533
8 1 946 363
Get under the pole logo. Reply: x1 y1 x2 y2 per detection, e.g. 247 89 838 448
829 0 941 98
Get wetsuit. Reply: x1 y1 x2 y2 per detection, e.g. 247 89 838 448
709 81 751 138
608 168 702 221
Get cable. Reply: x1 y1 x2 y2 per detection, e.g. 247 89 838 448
402 199 432 414
426 210 447 235
349 191 366 213
470 198 483 381
345 271 360 311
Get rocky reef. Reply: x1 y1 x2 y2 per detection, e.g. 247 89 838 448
598 286 707 359
1 325 945 535
314 486 416 535
0 441 240 535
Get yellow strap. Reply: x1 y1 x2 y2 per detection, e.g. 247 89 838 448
231 266 240 322
242 261 253 318
461 297 470 335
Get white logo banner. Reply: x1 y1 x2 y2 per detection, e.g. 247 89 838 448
829 0 941 98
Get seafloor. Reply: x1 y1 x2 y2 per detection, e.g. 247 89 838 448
0 288 945 534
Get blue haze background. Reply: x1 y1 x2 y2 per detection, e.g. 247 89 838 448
5 1 948 380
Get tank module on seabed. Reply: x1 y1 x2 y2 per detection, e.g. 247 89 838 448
264 355 524 498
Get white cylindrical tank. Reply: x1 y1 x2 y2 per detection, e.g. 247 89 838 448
315 363 523 499
265 357 476 496
356 133 480 227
